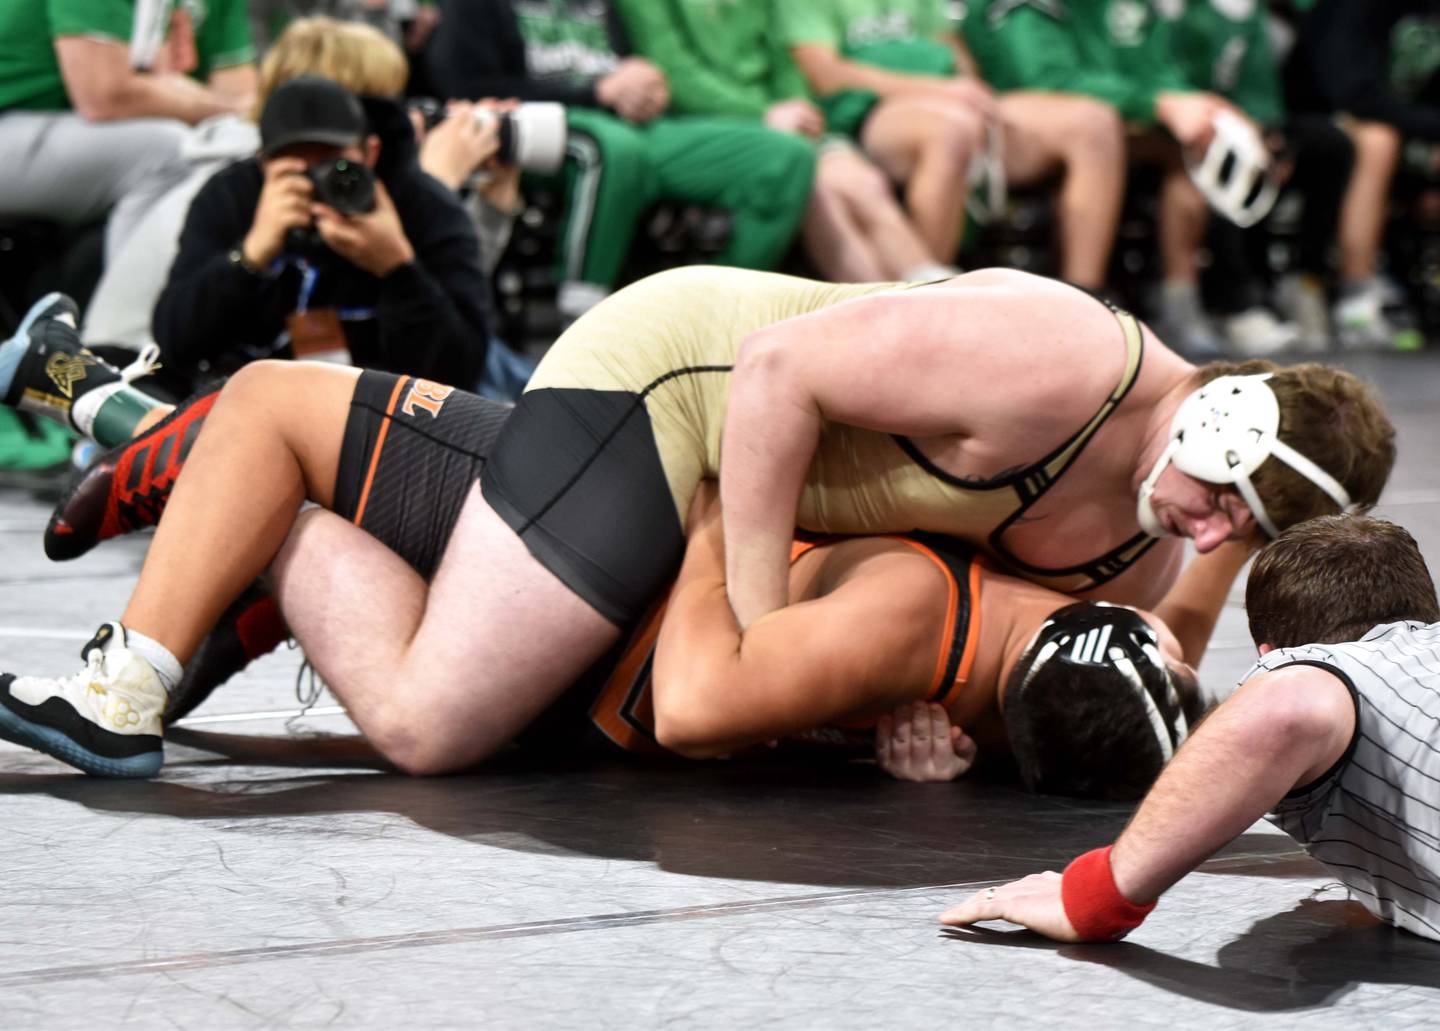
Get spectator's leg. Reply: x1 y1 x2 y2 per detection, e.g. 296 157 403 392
644 118 815 271
802 146 939 281
802 149 888 282
859 96 983 262
1337 119 1401 284
1286 116 1355 279
550 109 657 317
0 112 191 263
997 92 1125 290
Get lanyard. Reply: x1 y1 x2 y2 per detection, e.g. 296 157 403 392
281 257 377 321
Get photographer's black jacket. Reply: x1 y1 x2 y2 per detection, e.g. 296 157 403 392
424 0 630 107
153 98 490 387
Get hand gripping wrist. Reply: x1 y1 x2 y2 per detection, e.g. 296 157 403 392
1060 846 1156 942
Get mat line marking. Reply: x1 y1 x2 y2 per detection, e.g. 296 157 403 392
0 882 984 987
0 848 1316 989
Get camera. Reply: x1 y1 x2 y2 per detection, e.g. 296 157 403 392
474 103 568 175
306 158 376 216
408 98 568 176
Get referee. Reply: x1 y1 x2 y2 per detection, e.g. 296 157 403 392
940 514 1440 943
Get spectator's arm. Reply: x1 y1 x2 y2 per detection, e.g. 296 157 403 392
206 63 257 107
374 186 491 388
153 170 275 373
53 36 240 124
194 0 257 106
1308 2 1440 140
940 29 982 79
615 0 767 117
940 664 1356 939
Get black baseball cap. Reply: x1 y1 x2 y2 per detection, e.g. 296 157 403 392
259 76 367 157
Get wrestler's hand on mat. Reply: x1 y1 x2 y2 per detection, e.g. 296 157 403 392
313 179 416 279
938 873 1083 942
875 701 977 782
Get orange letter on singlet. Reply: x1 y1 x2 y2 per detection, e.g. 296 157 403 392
401 379 455 418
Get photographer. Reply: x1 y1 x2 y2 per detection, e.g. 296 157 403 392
153 76 489 389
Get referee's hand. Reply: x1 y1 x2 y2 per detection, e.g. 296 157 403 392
939 872 1084 942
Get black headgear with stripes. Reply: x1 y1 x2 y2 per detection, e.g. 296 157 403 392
1002 602 1199 801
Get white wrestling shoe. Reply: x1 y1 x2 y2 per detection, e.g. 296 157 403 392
0 622 166 777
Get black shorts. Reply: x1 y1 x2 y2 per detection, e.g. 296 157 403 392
480 387 687 626
333 371 512 580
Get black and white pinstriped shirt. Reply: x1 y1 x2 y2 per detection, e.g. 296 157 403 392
1255 621 1440 941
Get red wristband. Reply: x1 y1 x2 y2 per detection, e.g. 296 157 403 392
1060 846 1156 942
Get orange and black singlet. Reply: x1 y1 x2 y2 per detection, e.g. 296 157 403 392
521 533 984 759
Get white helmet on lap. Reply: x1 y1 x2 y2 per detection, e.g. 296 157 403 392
1136 373 1352 539
1187 109 1279 228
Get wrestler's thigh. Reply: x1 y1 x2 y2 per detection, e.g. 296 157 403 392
401 483 623 763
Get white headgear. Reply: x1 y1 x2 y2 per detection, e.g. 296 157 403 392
1186 109 1279 228
1136 373 1351 539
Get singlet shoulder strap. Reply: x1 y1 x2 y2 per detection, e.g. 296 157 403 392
892 304 1145 499
1027 305 1145 491
886 533 983 707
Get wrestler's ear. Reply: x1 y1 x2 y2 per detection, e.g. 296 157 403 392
1258 643 1274 656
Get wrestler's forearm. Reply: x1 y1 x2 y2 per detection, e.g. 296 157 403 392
1151 540 1253 667
1109 670 1351 903
721 335 821 628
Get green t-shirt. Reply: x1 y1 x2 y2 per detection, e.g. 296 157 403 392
0 0 252 113
773 0 949 53
514 0 621 87
1168 0 1283 125
617 0 809 118
773 0 956 134
1390 11 1440 102
187 0 256 80
963 0 1187 124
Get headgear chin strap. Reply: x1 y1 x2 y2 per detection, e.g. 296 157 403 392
1136 373 1351 539
1186 109 1279 229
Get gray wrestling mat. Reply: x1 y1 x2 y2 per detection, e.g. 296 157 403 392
2 351 1439 1029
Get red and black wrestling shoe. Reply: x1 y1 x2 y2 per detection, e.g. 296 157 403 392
44 389 220 561
165 586 289 724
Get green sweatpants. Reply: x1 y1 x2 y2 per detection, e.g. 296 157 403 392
546 109 816 287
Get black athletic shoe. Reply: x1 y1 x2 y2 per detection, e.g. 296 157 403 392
165 586 289 724
2 293 123 431
44 389 220 561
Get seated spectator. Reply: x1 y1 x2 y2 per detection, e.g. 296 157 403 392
1167 0 1354 355
1286 0 1439 349
0 0 253 263
964 0 1258 353
780 0 1126 290
152 76 490 390
616 0 954 282
84 14 419 353
423 0 816 321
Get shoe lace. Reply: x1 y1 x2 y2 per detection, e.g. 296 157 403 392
79 646 109 694
119 343 162 384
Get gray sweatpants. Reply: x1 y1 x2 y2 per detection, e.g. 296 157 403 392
0 110 192 263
